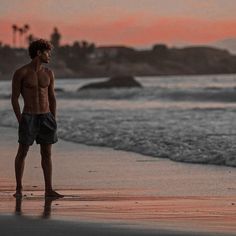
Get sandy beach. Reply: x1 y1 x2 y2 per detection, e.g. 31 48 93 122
0 126 236 235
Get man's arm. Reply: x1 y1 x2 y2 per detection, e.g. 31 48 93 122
11 70 23 123
48 70 56 118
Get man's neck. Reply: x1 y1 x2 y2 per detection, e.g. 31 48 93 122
29 59 43 72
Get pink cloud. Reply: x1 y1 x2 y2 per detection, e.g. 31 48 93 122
1 14 236 47
59 16 236 46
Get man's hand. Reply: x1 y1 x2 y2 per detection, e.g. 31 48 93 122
17 114 22 123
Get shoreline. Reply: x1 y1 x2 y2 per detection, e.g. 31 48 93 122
0 126 236 235
1 72 236 81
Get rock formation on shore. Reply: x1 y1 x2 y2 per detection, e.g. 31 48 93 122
79 75 142 90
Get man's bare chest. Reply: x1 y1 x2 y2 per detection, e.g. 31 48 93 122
23 71 50 89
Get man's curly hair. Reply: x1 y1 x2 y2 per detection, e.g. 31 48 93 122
28 39 53 59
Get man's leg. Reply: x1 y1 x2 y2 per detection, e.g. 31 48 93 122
40 144 63 198
14 144 30 197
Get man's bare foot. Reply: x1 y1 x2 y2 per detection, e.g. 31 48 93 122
13 191 22 198
45 190 64 198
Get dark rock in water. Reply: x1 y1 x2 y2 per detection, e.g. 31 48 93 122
55 88 64 92
0 94 11 99
79 75 142 90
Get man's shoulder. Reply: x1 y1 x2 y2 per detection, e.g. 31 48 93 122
43 67 54 78
14 64 29 76
43 67 53 73
13 65 29 80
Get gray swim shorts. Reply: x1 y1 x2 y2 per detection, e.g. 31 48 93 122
18 112 58 145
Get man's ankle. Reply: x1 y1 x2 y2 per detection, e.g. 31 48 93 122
16 187 22 192
45 188 53 193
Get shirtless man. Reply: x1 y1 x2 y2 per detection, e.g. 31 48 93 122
11 39 63 198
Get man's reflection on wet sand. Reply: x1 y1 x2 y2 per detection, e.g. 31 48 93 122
43 197 59 219
14 197 22 216
14 196 60 219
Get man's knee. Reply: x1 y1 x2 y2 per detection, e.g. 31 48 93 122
17 145 29 159
40 145 52 159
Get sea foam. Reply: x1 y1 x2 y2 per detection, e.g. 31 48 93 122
1 106 236 167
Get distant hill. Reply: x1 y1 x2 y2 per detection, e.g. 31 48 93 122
1 44 236 79
213 38 236 55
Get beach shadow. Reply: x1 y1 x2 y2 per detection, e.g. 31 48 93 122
14 196 23 216
14 196 60 219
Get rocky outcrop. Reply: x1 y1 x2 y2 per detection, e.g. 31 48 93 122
79 75 142 90
55 88 64 93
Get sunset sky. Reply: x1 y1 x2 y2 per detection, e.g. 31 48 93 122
1 0 236 48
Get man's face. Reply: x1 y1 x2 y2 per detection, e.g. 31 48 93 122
38 50 51 63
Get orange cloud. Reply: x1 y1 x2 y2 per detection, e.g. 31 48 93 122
1 14 236 47
59 16 236 46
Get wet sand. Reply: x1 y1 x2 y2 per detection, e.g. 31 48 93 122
0 126 236 235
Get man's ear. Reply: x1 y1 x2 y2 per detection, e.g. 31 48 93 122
37 50 42 56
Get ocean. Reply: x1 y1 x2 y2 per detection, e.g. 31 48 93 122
1 74 236 167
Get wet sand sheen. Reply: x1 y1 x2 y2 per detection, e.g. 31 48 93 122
0 190 236 234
